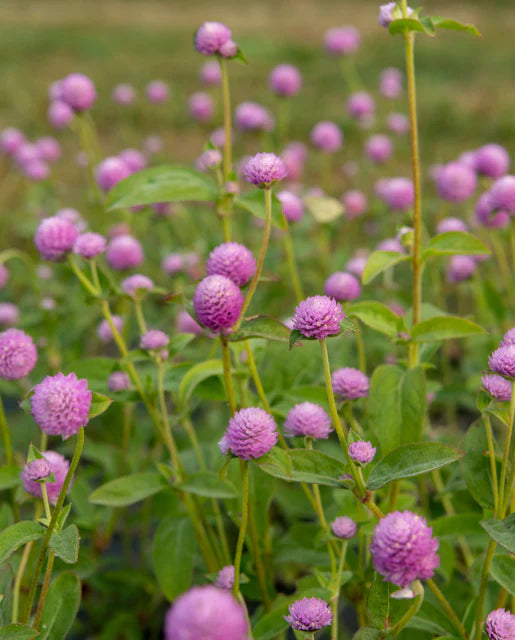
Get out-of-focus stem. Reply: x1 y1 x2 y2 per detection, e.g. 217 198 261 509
282 220 304 302
499 381 515 516
233 460 249 598
483 414 499 514
221 337 237 416
0 395 12 466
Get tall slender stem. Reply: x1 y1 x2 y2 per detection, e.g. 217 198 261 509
244 341 271 412
233 460 250 598
483 414 499 514
33 552 55 628
40 484 52 522
247 503 271 611
134 300 147 334
474 540 496 640
330 541 348 640
219 57 232 184
391 580 424 635
221 337 237 416
282 221 304 303
12 502 42 622
498 381 515 516
427 579 469 640
0 395 12 466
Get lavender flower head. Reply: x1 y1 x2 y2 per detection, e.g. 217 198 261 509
349 440 376 464
21 451 71 505
95 157 131 192
331 516 357 539
24 458 52 482
145 80 170 104
73 232 107 259
476 192 510 229
380 67 403 98
370 511 439 587
35 217 79 262
112 83 136 105
197 149 222 171
0 127 25 155
97 315 123 343
332 368 369 400
311 121 343 153
379 2 414 27
194 22 233 56
324 272 361 302
437 217 468 234
474 144 510 179
342 190 368 219
108 371 131 392
164 585 248 640
0 303 19 326
189 92 215 122
365 134 393 164
35 137 61 163
501 327 515 346
277 191 304 223
446 255 476 284
347 92 375 120
119 149 146 174
482 374 511 402
269 64 302 97
121 274 154 298
48 101 74 129
384 177 414 211
60 73 96 111
140 330 169 351
235 102 274 132
176 310 203 335
293 296 344 340
284 402 332 439
243 153 287 188
485 608 515 640
215 565 235 590
207 242 256 287
106 235 144 270
223 407 278 460
489 344 515 379
193 275 244 333
324 26 361 55
31 372 92 439
387 112 410 135
0 329 37 380
284 597 333 632
200 60 222 86
436 162 477 203
489 175 515 214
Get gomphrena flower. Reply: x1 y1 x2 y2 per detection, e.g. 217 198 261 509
0 329 38 380
112 83 136 105
489 344 515 379
331 516 357 539
97 316 123 343
162 253 185 276
324 26 360 56
121 274 154 297
193 275 244 333
311 121 343 153
176 310 203 335
108 371 131 392
482 374 511 402
194 22 233 56
501 327 515 346
378 2 414 27
474 144 510 179
346 91 375 120
436 162 477 203
436 217 468 234
31 372 92 439
380 67 403 99
189 92 214 122
119 149 146 174
73 232 107 259
24 458 52 482
165 585 247 640
349 440 376 464
106 235 144 271
197 149 222 171
35 216 79 262
0 127 25 155
332 368 370 400
284 597 333 632
269 64 302 97
489 175 515 214
23 160 49 182
370 511 439 587
60 73 96 111
243 153 288 188
365 134 393 164
215 565 235 590
446 255 476 284
293 296 344 340
476 192 509 229
384 177 414 211
21 451 71 505
284 402 332 439
223 407 278 460
235 102 274 132
342 190 368 219
95 157 131 192
0 303 19 326
485 608 515 640
35 136 61 163
0 264 8 289
200 60 222 86
324 272 361 302
140 330 169 351
48 101 74 129
145 80 170 104
387 112 409 135
276 191 304 223
206 242 256 287
281 141 307 181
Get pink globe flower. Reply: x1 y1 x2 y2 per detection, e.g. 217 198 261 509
281 141 307 181
347 92 375 120
446 255 476 283
332 367 369 400
331 516 357 539
235 102 274 132
140 330 169 350
489 175 515 214
200 60 222 86
476 192 510 229
23 160 49 182
0 128 25 155
0 303 19 326
482 374 511 402
73 232 107 259
15 143 40 167
206 242 256 287
106 235 144 270
35 217 79 262
189 92 215 122
370 511 439 587
311 121 343 153
293 295 345 340
379 2 414 27
346 253 368 278
276 190 304 223
436 217 468 234
108 371 131 392
194 22 233 56
95 157 131 192
365 134 393 164
143 135 164 155
223 407 278 460
121 274 154 297
324 271 361 301
436 162 477 203
21 451 71 505
34 137 61 163
48 101 74 129
145 80 170 104
97 316 123 344
474 144 510 179
193 275 244 333
342 190 367 219
162 253 185 276
118 149 146 174
489 344 515 379
284 402 332 439
387 112 410 135
31 372 92 439
285 597 333 632
243 153 288 188
349 440 376 464
380 67 403 99
24 458 51 482
215 565 235 590
176 310 203 335
269 64 302 97
384 177 414 211
377 238 404 253
197 149 222 171
0 329 37 380
60 73 96 111
485 608 515 640
324 26 361 55
501 327 515 347
112 83 136 105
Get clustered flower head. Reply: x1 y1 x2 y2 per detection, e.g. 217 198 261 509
189 92 214 122
489 344 515 379
200 60 222 86
97 315 123 343
121 274 154 297
436 162 477 203
489 175 515 214
243 152 288 188
235 102 274 132
437 217 468 234
293 295 345 340
222 407 278 460
476 192 509 229
195 22 235 57
342 190 368 219
73 232 107 259
0 303 19 326
193 275 244 333
332 367 370 400
370 510 439 587
106 235 144 270
324 271 361 301
145 80 170 104
25 458 52 482
474 144 510 179
269 64 302 97
331 516 357 539
349 440 376 464
0 329 38 380
378 2 414 27
482 374 511 402
112 83 136 105
277 191 304 223
108 371 131 392
365 134 393 164
446 255 476 284
31 372 92 439
21 451 71 505
140 330 169 351
284 402 332 439
206 242 256 287
380 67 403 98
383 177 414 211
501 327 515 346
164 585 248 640
324 26 360 56
35 216 79 262
311 121 343 153
59 73 97 111
284 597 333 631
215 565 235 590
485 608 515 640
95 157 131 192
176 310 203 335
346 91 375 121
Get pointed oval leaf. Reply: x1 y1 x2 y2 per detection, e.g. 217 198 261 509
49 525 80 564
362 251 410 285
234 190 286 229
347 301 405 338
389 17 435 37
0 625 39 640
0 521 44 565
177 471 238 499
178 359 223 406
480 514 515 554
228 315 291 344
411 316 486 343
38 571 81 640
490 555 515 595
89 472 168 507
431 16 481 37
460 424 495 509
422 232 490 260
88 392 112 419
256 448 346 487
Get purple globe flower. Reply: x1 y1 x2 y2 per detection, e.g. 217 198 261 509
24 458 52 482
437 217 468 234
112 83 136 105
446 255 476 284
108 371 131 392
0 329 37 380
48 101 74 129
140 330 169 350
276 191 304 223
324 272 361 302
384 177 414 211
243 153 288 188
200 60 222 86
193 275 244 333
501 327 515 346
285 597 333 632
293 296 344 340
121 274 154 297
164 585 248 640
324 26 361 56
342 190 368 219
106 235 144 271
436 162 477 203
332 368 369 400
194 22 233 56
189 92 215 122
331 516 357 539
143 135 163 155
176 310 203 335
21 451 71 505
23 160 50 182
0 128 25 155
482 374 511 402
377 238 404 254
489 175 515 214
347 92 375 120
206 242 256 287
476 192 510 229
370 511 439 587
197 149 222 171
235 102 274 132
73 232 106 259
162 253 185 276
31 372 92 439
145 80 170 104
269 64 302 97
15 143 40 167
118 149 146 174
365 134 393 164
474 144 510 179
387 112 410 135
311 121 343 153
215 565 235 590
223 407 278 460
489 344 515 379
346 253 368 277
0 265 8 289
380 67 403 99
349 440 376 464
284 402 332 439
379 2 414 27
60 73 96 111
281 141 307 181
0 303 19 326
97 315 123 343
485 608 515 640
35 137 61 163
95 157 131 192
35 217 79 262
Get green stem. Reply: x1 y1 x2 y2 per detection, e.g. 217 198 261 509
157 361 182 478
330 541 347 640
33 552 55 629
244 341 271 412
69 255 99 296
475 541 496 640
219 57 232 184
391 580 424 635
0 395 13 466
282 221 304 302
233 460 250 599
483 414 499 514
355 326 367 374
221 337 237 416
498 381 515 517
427 579 469 640
40 484 52 522
12 503 42 622
247 502 271 611
134 300 147 334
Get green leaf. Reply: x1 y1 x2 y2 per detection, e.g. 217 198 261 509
106 166 217 210
431 16 481 37
253 604 289 640
38 571 81 640
431 513 483 539
234 190 286 229
0 625 38 640
368 365 426 454
304 195 343 223
65 357 116 393
362 251 410 285
490 555 515 595
168 333 195 357
411 316 486 343
89 472 168 507
88 391 112 419
367 442 463 490
461 424 495 509
0 466 21 490
289 329 304 350
151 518 195 601
480 514 515 554
176 471 238 499
256 448 346 487
0 521 44 564
389 17 435 37
367 574 389 630
228 316 291 344
178 359 223 406
422 232 490 260
347 301 405 338
49 525 80 564
352 628 381 640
